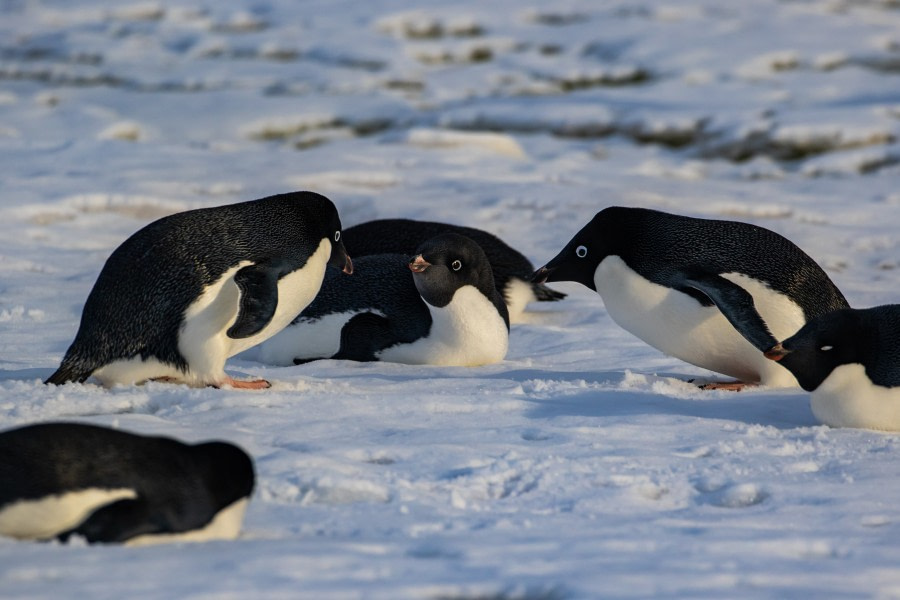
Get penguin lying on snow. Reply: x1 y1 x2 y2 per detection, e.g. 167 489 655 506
45 191 353 389
342 218 564 323
533 206 849 389
766 305 900 430
255 233 510 366
0 422 254 545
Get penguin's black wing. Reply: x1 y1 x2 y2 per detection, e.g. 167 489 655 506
59 497 158 544
331 312 399 362
679 272 778 351
228 260 287 339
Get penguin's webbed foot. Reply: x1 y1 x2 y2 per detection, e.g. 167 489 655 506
216 376 271 390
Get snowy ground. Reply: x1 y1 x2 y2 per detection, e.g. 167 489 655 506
2 0 900 597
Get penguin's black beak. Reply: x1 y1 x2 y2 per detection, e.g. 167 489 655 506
409 255 430 273
531 265 553 284
764 343 790 362
329 240 353 274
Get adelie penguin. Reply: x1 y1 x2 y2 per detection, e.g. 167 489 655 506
765 305 900 430
342 218 564 323
45 191 352 389
254 233 510 366
0 422 254 545
532 206 849 390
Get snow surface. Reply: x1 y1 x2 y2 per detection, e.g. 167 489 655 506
2 0 900 598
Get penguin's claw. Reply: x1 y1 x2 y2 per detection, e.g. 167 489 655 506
218 376 271 390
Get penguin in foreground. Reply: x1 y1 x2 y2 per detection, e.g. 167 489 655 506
342 218 564 323
255 233 510 366
45 191 353 389
532 206 849 390
0 422 254 545
765 305 900 430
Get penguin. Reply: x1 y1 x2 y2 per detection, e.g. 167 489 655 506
45 191 353 389
532 206 849 389
341 218 564 323
0 422 254 545
255 233 510 366
765 305 900 430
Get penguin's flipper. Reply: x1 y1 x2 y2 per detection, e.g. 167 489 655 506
227 262 283 339
60 497 159 544
331 312 396 362
680 272 778 351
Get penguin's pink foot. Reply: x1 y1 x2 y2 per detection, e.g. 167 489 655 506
218 376 271 390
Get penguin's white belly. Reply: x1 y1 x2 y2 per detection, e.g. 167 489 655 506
377 285 508 366
810 364 900 430
255 310 377 365
95 240 331 387
0 488 137 540
594 256 802 387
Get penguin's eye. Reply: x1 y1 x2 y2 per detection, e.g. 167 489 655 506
575 245 588 258
820 345 833 352
334 231 341 242
451 259 462 271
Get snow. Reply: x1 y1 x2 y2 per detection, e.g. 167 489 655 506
2 0 900 597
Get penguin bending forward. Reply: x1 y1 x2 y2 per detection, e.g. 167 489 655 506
342 218 564 323
766 305 900 430
0 422 254 545
533 207 849 389
45 191 352 389
255 233 510 366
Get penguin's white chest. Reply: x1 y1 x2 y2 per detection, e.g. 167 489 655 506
224 240 332 355
810 364 900 430
377 285 508 366
593 255 802 386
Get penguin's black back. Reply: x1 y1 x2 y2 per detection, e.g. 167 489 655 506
861 306 900 386
297 253 432 343
593 207 849 319
50 191 340 381
343 218 565 302
0 422 254 542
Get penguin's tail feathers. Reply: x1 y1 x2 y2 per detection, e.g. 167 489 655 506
532 283 567 302
44 360 93 386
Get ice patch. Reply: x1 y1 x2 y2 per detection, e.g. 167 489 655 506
405 128 526 158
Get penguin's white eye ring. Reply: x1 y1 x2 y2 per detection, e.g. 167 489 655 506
575 245 588 258
451 259 462 271
334 231 341 242
820 345 833 352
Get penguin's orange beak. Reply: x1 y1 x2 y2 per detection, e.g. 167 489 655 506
764 343 789 361
409 255 430 273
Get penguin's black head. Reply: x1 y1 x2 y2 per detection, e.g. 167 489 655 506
408 233 497 309
192 441 256 507
304 191 353 275
764 308 864 391
531 211 614 291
